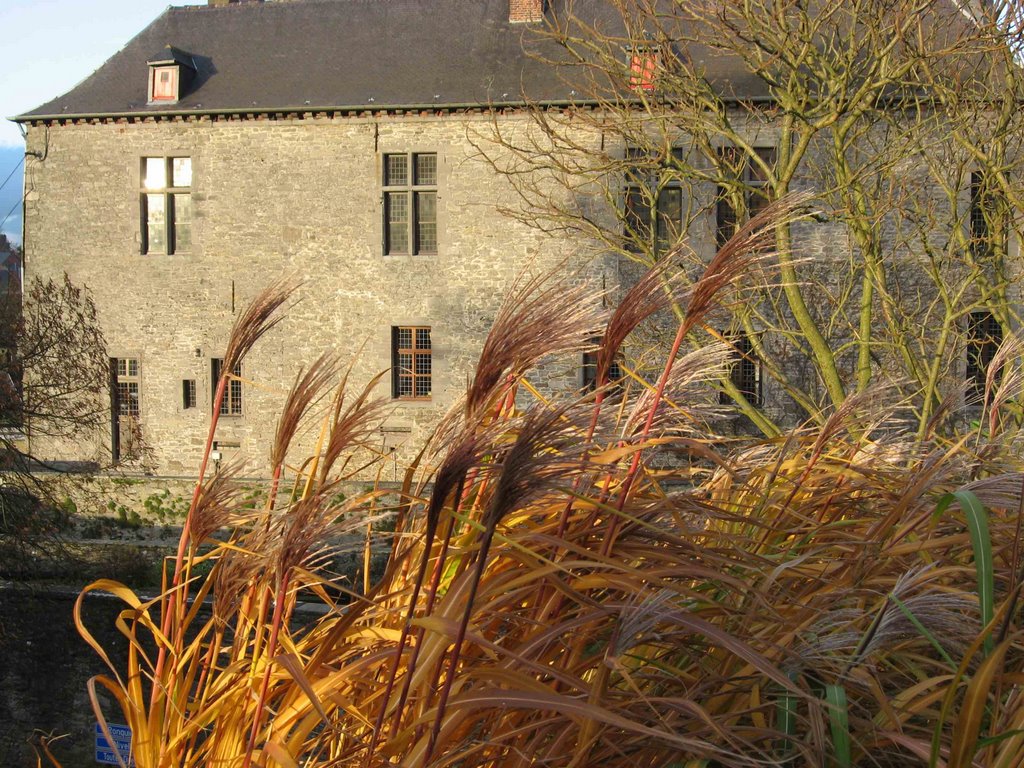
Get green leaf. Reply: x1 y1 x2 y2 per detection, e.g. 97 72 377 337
891 594 955 668
825 684 851 768
936 491 994 655
776 675 798 762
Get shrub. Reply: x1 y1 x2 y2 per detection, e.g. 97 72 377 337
66 210 1024 768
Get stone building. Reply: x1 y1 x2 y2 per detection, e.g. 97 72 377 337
14 0 1015 480
15 0 619 479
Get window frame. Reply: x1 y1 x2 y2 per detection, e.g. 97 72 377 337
714 146 776 249
391 326 432 400
150 65 179 102
966 310 1002 407
720 333 762 408
382 152 439 256
111 357 142 463
623 147 685 255
141 156 192 256
211 358 243 417
969 171 1006 260
628 46 661 93
581 337 623 393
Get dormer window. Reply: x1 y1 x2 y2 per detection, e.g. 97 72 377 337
147 46 196 105
629 46 661 93
152 67 179 101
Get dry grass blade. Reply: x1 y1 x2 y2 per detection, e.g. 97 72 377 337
189 461 247 546
73 266 1024 768
622 342 732 437
598 257 688 383
465 270 603 419
221 278 299 377
271 353 341 471
318 369 390 483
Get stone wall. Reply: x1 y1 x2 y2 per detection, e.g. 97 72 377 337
23 107 1017 484
23 113 612 480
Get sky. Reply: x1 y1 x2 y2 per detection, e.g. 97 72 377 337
0 0 205 243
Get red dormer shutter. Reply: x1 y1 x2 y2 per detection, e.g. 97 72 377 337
151 66 179 101
630 49 660 92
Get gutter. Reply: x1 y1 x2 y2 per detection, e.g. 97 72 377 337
10 92 787 125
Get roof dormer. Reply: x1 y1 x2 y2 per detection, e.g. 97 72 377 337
147 46 196 105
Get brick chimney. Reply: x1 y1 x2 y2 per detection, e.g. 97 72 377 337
509 0 545 23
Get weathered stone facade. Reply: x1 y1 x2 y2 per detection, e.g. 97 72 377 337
22 114 611 479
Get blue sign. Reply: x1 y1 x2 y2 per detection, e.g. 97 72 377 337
95 723 134 767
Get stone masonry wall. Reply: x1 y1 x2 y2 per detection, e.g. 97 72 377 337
23 113 612 481
23 108 1014 486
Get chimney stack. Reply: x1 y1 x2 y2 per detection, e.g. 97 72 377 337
509 0 545 23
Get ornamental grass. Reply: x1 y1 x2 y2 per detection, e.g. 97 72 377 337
60 200 1024 767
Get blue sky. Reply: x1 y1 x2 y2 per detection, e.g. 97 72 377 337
0 0 205 242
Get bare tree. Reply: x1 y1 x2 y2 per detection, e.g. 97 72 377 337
477 0 1024 438
1 271 108 489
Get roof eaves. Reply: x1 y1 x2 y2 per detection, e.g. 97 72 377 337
11 99 602 123
12 93 794 124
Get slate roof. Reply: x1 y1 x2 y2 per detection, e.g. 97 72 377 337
15 0 984 121
16 0 774 120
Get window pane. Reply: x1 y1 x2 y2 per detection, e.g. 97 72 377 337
748 189 770 218
415 153 437 186
127 359 138 377
582 348 598 391
414 352 431 376
172 157 192 188
183 379 196 409
173 194 191 252
715 188 737 249
415 328 431 349
398 375 413 397
385 154 408 186
414 376 431 398
117 382 140 417
416 192 437 254
749 148 776 182
386 192 409 254
656 188 682 252
229 378 243 415
144 157 167 190
967 311 1002 403
398 328 413 349
625 187 652 247
146 194 166 253
398 352 413 372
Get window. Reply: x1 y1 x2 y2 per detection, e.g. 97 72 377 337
0 344 21 428
114 358 140 418
142 156 192 255
629 47 660 92
151 66 179 101
392 326 432 399
383 153 437 255
715 147 776 248
720 334 762 407
624 147 684 254
182 379 197 409
582 338 623 392
969 171 1006 259
212 358 243 416
112 358 141 462
966 311 1002 405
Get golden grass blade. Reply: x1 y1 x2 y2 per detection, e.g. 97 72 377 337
949 639 1012 768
